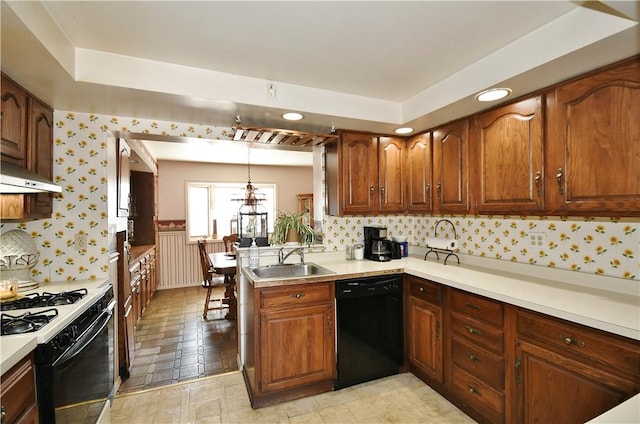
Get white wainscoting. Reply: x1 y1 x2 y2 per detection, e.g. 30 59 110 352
158 231 224 290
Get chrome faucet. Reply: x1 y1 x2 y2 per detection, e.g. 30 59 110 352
278 247 305 265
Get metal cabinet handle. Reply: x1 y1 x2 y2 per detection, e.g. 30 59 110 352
465 325 481 335
535 171 542 196
556 168 564 194
370 186 375 197
465 303 481 311
467 352 480 361
436 182 442 201
419 286 429 293
435 320 440 341
426 184 430 194
290 292 305 299
560 335 585 347
515 358 522 384
467 385 481 396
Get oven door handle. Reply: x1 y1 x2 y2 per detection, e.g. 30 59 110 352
53 306 113 369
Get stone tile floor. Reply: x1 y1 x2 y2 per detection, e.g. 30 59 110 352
117 286 238 393
113 285 476 423
111 371 476 424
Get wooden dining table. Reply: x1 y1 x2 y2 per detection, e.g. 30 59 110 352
209 251 237 320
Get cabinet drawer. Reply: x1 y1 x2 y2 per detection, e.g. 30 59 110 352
451 365 504 424
517 309 640 376
452 335 504 390
408 277 443 305
260 282 333 310
451 314 504 354
450 289 503 327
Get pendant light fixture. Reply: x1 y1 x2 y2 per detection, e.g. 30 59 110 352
234 146 268 247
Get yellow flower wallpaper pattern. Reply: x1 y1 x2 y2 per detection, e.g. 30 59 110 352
323 215 639 280
0 111 638 283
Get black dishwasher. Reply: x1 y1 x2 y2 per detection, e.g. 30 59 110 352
335 274 403 389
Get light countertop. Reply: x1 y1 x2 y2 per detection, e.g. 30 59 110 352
241 248 640 341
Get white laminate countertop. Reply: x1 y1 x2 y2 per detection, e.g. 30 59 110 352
0 278 110 374
241 248 640 341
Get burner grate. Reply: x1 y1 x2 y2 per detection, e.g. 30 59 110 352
1 308 58 335
0 288 88 311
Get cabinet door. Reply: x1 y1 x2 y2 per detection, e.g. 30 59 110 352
406 132 433 213
259 304 335 393
1 74 29 166
378 136 405 213
433 119 470 213
514 339 638 424
472 96 544 213
546 58 640 214
408 296 443 383
340 132 378 214
25 98 54 218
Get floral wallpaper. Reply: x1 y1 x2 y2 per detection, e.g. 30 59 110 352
0 111 236 283
0 110 638 283
323 215 639 280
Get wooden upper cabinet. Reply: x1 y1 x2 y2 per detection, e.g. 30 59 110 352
546 57 640 215
472 96 544 213
378 136 405 213
25 98 54 218
406 132 433 213
1 74 29 167
432 119 470 213
340 132 378 214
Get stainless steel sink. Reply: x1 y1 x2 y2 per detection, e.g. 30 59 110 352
249 262 335 280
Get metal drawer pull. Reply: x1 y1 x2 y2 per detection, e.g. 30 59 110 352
467 352 480 361
419 287 429 293
467 385 481 396
560 335 585 347
465 303 481 311
290 292 305 299
465 325 481 335
556 167 564 194
535 171 542 196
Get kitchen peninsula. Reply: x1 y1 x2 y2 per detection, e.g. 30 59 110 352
237 246 640 423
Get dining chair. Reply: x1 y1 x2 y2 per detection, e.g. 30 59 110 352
197 239 234 319
222 233 238 253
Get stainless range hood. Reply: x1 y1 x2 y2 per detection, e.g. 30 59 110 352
0 162 62 194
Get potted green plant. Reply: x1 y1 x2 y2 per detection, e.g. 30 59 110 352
272 210 315 245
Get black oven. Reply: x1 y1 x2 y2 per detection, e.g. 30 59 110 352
34 285 115 423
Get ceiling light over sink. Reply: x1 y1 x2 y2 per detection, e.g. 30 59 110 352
394 127 414 135
282 112 304 121
475 87 512 102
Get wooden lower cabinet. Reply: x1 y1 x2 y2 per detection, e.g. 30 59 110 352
244 281 336 408
406 276 443 384
513 308 640 424
0 353 38 424
404 279 640 424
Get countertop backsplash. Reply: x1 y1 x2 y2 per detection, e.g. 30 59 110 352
323 214 639 281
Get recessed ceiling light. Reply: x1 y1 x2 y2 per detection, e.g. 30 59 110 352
475 88 512 102
282 112 304 121
394 127 414 135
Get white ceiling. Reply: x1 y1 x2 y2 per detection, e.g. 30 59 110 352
2 1 639 167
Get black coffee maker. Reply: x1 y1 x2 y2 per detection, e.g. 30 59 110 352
364 225 391 262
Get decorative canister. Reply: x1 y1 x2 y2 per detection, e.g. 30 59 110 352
399 241 408 257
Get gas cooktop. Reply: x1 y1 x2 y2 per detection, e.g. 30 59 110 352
0 288 88 311
0 288 88 335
